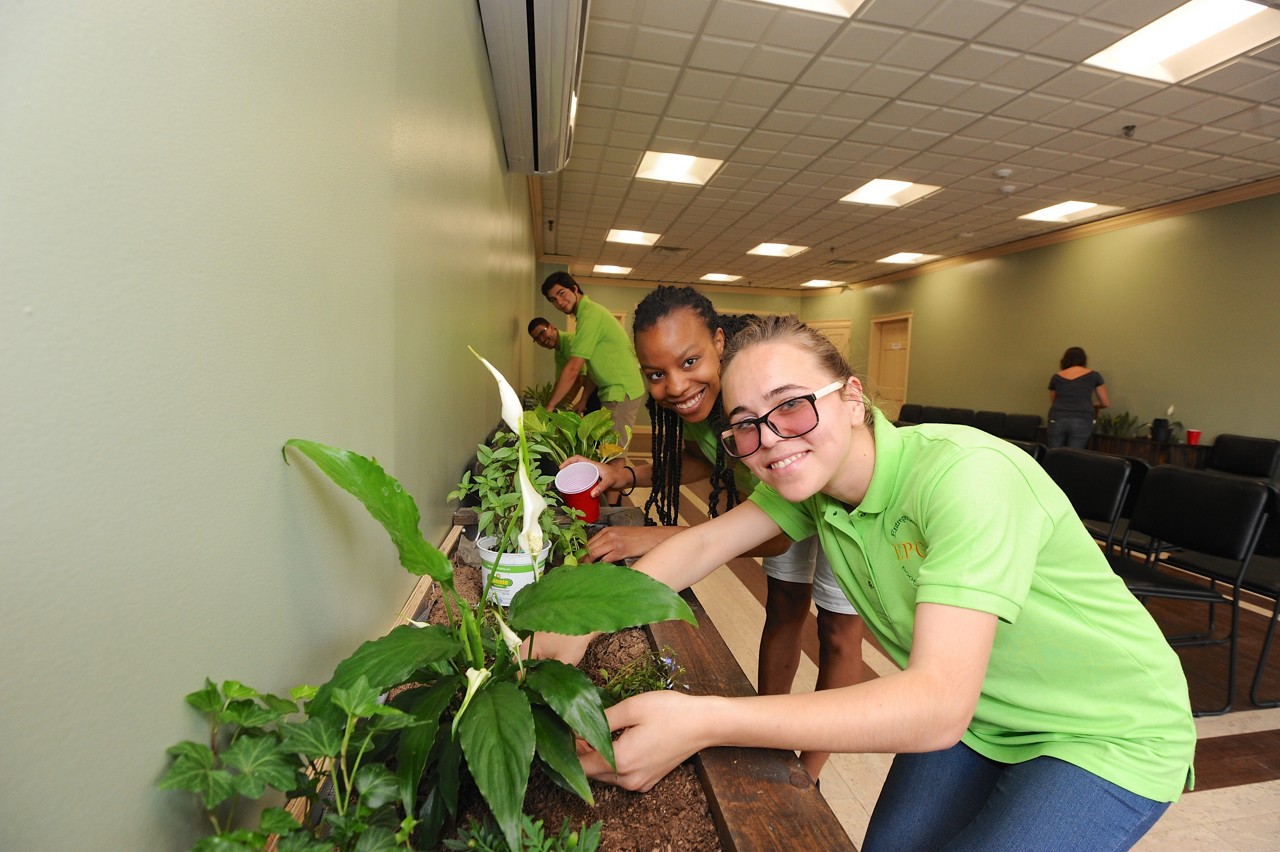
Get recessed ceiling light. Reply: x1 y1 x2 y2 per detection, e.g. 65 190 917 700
701 273 742 283
635 151 723 185
748 242 810 258
801 280 845 288
840 179 942 208
756 0 867 18
1018 201 1123 223
593 264 632 275
878 252 942 264
606 229 661 246
1083 0 1280 83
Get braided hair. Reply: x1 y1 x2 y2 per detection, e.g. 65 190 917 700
633 286 757 526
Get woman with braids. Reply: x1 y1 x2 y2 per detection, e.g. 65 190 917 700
561 285 864 782
540 315 1193 851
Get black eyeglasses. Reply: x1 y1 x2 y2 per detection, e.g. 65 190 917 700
719 381 845 459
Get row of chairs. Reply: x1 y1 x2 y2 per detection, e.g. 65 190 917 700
898 403 1042 441
1041 446 1280 715
1010 433 1280 481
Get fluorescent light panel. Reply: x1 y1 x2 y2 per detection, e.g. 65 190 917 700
701 273 742 282
840 178 942 208
593 264 632 275
635 151 723 185
1019 201 1123 223
879 252 941 264
748 242 809 258
1084 0 1280 83
756 0 867 17
801 279 845 288
606 229 661 246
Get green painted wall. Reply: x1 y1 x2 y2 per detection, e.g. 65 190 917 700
801 193 1280 442
1 2 537 848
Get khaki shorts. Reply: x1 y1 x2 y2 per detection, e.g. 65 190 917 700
602 394 643 448
762 534 858 615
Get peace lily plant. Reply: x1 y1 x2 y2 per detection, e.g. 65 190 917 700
160 351 694 851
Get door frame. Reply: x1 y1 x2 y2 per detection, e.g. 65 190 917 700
868 311 913 412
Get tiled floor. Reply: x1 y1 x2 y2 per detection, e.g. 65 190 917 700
627 481 1280 851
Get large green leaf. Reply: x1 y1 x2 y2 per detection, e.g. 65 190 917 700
309 625 461 721
395 675 461 812
279 716 342 759
283 439 452 580
223 735 299 799
458 681 535 852
506 564 695 635
530 705 593 804
159 742 235 809
354 764 400 810
524 660 614 769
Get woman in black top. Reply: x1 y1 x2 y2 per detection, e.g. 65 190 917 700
1047 346 1109 448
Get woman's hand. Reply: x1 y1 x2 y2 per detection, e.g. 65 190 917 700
575 691 713 792
560 455 628 498
525 631 595 667
584 525 683 563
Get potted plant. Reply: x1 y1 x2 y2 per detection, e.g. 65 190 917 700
523 407 628 467
1143 405 1183 444
159 352 695 851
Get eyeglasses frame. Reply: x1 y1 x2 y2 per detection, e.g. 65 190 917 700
719 380 847 459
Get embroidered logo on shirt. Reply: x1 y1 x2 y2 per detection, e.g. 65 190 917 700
889 514 924 586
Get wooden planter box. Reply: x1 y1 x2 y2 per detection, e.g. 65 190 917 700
402 524 856 851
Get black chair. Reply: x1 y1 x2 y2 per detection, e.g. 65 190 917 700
1042 449 1130 549
974 410 1006 435
897 403 922 424
1163 499 1280 708
920 405 948 424
1002 413 1043 441
1007 439 1045 462
943 407 975 426
1205 434 1280 481
1105 466 1273 715
1083 456 1151 552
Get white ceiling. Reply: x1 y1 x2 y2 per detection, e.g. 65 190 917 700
536 0 1280 290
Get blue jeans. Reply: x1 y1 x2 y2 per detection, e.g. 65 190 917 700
863 742 1170 851
1047 416 1093 449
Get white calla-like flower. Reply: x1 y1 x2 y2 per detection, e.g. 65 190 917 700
469 347 525 436
517 461 547 562
453 666 492 736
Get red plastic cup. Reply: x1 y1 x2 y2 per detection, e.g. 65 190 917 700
1186 429 1201 446
555 461 602 523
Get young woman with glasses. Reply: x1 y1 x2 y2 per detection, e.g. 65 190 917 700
539 314 1194 851
561 285 863 781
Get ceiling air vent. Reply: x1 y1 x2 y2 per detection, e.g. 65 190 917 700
651 246 690 255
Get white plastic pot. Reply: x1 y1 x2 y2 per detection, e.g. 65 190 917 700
474 535 551 607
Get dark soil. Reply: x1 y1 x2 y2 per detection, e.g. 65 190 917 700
422 541 722 850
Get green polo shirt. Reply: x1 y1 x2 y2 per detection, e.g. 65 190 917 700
553 331 585 378
567 295 644 403
750 410 1195 802
683 419 757 497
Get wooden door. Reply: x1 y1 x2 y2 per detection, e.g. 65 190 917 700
808 320 853 364
868 313 911 420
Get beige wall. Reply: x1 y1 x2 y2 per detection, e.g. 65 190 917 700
801 192 1280 442
0 2 537 848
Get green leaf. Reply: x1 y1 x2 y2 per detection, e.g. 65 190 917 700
309 625 461 720
525 661 614 770
283 439 452 580
279 716 342 759
354 764 400 810
222 699 283 729
530 705 593 804
507 564 695 635
290 684 318 703
193 833 260 852
331 676 383 719
458 681 535 852
159 745 236 809
395 676 461 812
185 678 222 714
223 735 298 798
258 807 301 835
276 832 333 852
222 680 259 701
352 826 400 852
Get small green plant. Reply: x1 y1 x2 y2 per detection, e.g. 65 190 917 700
1094 411 1141 437
524 408 628 465
160 350 695 851
444 814 602 852
598 646 685 705
521 381 555 411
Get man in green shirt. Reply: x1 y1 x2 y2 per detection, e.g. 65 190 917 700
540 272 644 445
527 316 597 412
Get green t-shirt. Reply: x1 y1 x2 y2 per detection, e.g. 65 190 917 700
683 418 757 497
567 295 644 402
750 410 1195 802
553 331 585 378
